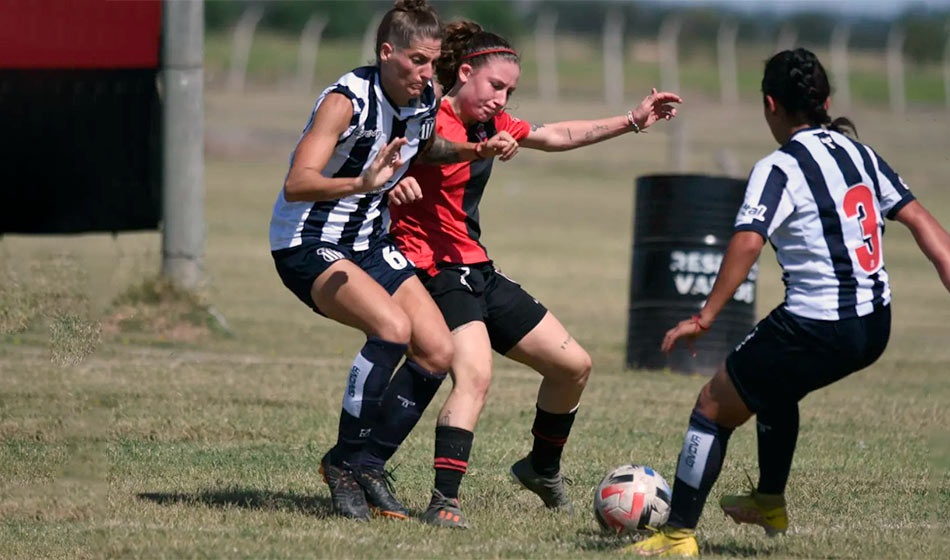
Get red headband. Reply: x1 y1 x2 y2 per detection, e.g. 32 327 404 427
461 48 518 60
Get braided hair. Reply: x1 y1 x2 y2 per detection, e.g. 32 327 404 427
436 20 520 92
375 0 441 64
762 48 857 138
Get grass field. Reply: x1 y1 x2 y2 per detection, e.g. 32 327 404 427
1 89 949 558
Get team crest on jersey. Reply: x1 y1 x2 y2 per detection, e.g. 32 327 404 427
420 117 435 140
474 123 488 142
316 247 345 262
740 202 768 222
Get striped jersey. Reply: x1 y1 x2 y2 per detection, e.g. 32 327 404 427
735 127 915 320
390 102 531 274
269 66 438 252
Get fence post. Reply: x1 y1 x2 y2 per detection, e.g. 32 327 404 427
603 8 624 107
162 0 205 290
296 14 328 94
361 12 384 65
887 25 906 114
658 15 681 93
776 24 797 53
944 20 950 110
717 19 739 106
226 5 264 93
830 23 851 112
536 12 559 103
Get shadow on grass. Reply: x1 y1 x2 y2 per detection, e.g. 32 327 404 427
138 488 333 518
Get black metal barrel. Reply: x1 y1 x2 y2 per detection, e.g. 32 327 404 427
626 175 757 376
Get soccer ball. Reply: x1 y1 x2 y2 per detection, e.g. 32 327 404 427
594 464 672 534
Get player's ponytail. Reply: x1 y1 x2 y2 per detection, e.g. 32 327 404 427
375 0 441 64
762 48 858 139
437 20 520 92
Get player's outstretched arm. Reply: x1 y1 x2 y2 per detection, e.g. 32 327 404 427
661 231 764 353
519 88 682 152
417 131 517 165
895 200 950 293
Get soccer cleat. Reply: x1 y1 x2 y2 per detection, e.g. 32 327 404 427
509 454 574 512
419 489 469 529
624 526 699 557
319 451 371 521
353 465 409 519
720 490 788 536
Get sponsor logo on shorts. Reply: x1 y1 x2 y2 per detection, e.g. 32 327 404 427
359 428 371 438
316 247 345 263
347 366 360 397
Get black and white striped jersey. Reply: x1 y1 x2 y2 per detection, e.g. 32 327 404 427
269 66 438 252
735 128 915 320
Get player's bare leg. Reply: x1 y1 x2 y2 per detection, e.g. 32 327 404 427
505 311 591 511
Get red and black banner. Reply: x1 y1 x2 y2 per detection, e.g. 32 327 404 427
1 0 164 234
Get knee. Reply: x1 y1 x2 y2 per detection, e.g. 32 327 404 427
375 312 412 345
573 351 593 387
453 363 493 402
416 334 454 373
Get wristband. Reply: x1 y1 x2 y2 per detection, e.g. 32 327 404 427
691 314 710 331
626 110 640 133
474 141 488 160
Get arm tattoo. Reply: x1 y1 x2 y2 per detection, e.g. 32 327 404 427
531 122 546 132
584 124 610 142
418 135 464 165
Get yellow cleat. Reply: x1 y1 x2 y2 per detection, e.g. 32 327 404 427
623 526 699 557
719 491 788 536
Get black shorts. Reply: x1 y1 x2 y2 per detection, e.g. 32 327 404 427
272 235 415 315
726 304 891 413
418 262 547 355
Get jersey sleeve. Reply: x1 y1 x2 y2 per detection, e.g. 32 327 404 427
496 111 531 141
734 160 795 239
868 147 915 220
315 83 363 143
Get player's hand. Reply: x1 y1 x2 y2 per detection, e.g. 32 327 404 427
631 88 683 132
388 176 423 206
661 315 709 356
358 137 408 192
479 131 519 161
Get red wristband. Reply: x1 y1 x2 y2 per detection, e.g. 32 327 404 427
692 314 710 331
474 141 487 160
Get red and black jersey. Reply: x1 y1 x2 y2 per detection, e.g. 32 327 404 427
390 101 531 274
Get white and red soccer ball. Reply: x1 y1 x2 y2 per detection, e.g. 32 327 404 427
594 464 672 534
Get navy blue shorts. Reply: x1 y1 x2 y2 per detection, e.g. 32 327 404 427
272 235 416 315
417 262 547 355
726 304 891 413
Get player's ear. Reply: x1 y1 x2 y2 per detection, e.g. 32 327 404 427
458 63 474 85
764 94 778 114
823 96 831 112
379 42 395 63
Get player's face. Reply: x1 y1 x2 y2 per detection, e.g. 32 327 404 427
379 37 441 105
457 59 520 123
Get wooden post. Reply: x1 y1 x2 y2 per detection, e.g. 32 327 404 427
603 8 624 107
830 23 851 113
536 12 559 103
296 14 328 94
887 25 906 114
226 5 264 93
717 19 739 106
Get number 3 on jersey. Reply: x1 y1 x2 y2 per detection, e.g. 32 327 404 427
843 184 882 273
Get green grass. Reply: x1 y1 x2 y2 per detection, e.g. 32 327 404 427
1 92 949 558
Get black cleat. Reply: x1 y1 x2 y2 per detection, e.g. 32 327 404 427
319 451 370 521
353 465 409 519
509 454 574 513
420 489 469 528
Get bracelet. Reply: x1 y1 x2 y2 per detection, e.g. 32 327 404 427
626 110 640 133
691 314 710 331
